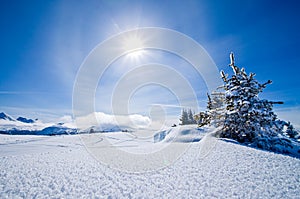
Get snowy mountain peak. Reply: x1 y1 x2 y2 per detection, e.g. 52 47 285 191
16 117 35 123
0 112 14 121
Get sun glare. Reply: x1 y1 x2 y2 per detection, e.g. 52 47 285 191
122 34 147 61
126 49 147 60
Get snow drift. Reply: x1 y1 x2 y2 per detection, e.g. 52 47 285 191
154 125 209 143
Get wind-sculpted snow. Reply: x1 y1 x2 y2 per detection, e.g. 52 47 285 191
0 128 299 198
154 125 209 143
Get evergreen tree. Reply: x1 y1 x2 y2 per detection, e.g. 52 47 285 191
286 123 297 139
194 111 210 127
180 108 197 125
207 87 226 127
179 109 189 125
188 109 196 124
219 52 299 146
195 88 225 127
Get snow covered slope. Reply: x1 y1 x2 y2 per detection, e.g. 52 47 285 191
0 127 299 198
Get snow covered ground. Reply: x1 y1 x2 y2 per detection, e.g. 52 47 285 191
0 127 299 198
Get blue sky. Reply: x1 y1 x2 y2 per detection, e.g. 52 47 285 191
1 0 300 124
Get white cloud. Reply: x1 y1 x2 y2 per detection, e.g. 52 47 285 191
75 112 151 131
274 106 300 129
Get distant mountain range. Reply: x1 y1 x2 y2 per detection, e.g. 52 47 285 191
0 112 78 136
0 112 14 121
0 112 134 136
16 117 36 123
0 112 35 123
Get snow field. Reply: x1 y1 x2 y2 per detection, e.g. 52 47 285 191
0 131 299 198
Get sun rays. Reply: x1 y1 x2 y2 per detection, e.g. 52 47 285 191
121 33 148 61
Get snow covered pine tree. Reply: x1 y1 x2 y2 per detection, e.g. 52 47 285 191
180 109 197 125
188 109 196 125
194 111 210 127
195 90 225 127
219 52 299 155
180 109 189 125
206 87 226 127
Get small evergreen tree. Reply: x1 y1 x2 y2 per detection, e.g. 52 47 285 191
180 108 197 125
188 109 196 124
207 88 225 127
179 109 189 125
195 87 225 127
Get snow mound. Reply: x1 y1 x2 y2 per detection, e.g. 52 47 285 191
253 136 300 158
154 125 210 143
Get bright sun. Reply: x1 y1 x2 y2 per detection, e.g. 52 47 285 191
122 34 147 61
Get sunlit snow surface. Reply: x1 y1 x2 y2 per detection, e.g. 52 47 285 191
0 127 299 198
